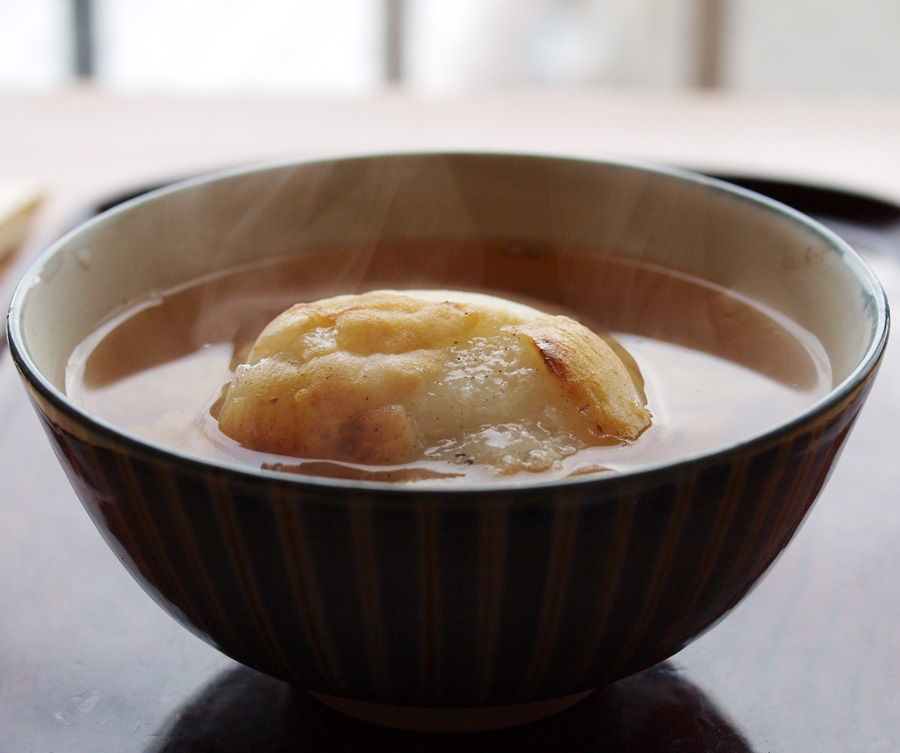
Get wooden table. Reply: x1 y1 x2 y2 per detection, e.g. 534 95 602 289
2 86 899 751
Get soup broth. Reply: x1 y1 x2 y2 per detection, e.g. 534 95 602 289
66 239 832 484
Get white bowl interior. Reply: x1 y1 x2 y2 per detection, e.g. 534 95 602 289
12 154 884 406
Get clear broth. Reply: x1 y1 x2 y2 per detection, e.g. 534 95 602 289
66 239 831 484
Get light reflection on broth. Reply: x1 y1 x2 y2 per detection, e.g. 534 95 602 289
66 240 831 484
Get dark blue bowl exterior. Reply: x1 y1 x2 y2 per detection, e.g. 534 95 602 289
23 365 878 708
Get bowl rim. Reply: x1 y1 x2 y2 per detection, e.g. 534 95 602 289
6 151 891 496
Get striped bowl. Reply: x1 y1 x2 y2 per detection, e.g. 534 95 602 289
7 154 888 728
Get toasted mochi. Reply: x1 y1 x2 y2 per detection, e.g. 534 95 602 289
216 290 651 474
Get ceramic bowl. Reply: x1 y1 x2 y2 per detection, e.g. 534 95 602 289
7 153 888 730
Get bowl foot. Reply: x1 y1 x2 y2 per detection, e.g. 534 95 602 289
306 689 594 732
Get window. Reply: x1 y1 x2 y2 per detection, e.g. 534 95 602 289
2 0 899 95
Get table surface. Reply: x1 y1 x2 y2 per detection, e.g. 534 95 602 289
2 86 899 752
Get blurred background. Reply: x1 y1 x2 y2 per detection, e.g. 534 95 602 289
3 0 900 96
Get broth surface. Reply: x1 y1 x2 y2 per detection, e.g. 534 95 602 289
66 239 832 484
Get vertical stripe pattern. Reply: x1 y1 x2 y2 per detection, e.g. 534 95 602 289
29 372 876 706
